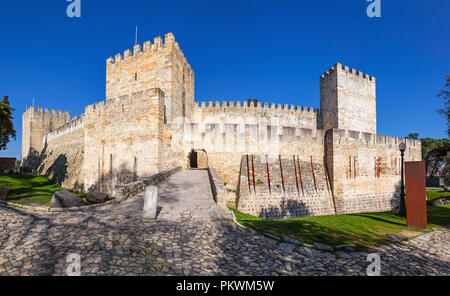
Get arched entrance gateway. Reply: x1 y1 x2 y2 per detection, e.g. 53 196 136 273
188 149 208 169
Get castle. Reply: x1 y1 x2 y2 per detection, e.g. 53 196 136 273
21 33 421 219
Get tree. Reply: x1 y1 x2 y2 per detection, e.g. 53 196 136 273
247 98 259 107
406 132 419 140
443 152 450 186
437 75 450 137
421 137 450 179
0 96 16 151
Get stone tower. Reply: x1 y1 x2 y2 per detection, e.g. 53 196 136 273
21 107 70 167
105 32 195 123
320 62 376 134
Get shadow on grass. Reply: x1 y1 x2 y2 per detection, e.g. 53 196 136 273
349 212 406 227
233 205 450 249
0 174 70 205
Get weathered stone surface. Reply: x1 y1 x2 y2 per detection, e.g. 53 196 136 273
238 155 336 220
314 242 334 252
278 243 296 253
86 192 110 204
143 186 158 220
115 167 182 202
51 190 85 208
336 251 352 259
282 237 302 245
386 233 406 242
430 197 450 206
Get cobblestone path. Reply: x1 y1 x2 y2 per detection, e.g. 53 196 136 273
0 170 449 276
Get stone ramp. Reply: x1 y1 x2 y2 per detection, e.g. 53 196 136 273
238 155 336 219
156 169 226 221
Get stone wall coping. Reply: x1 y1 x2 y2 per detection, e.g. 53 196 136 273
329 128 421 147
114 166 183 202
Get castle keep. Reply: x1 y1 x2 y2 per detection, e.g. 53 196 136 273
22 33 421 219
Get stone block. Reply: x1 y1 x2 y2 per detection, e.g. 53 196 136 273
143 186 158 220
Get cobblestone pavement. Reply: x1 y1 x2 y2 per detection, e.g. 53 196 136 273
0 171 449 276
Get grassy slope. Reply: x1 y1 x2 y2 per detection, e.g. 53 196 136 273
426 189 450 201
0 174 86 206
230 204 450 249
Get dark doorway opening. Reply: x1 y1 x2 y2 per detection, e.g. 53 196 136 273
189 150 198 168
188 149 208 169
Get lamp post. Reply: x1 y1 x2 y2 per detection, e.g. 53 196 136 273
398 142 406 216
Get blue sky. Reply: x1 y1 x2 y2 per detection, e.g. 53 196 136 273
0 0 449 159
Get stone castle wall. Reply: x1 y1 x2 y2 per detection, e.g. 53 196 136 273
23 89 165 195
20 33 423 220
22 107 70 167
325 129 421 214
238 155 335 220
162 119 326 189
106 33 194 123
81 88 165 194
36 123 85 191
193 101 318 130
320 63 376 134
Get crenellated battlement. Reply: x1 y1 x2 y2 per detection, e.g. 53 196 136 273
320 62 375 83
105 33 194 122
329 128 420 148
24 106 70 117
106 32 193 74
194 100 319 115
85 88 164 115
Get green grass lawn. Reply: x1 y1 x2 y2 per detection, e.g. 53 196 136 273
0 174 86 207
230 203 450 249
426 189 450 201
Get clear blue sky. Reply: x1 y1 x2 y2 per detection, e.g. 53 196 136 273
0 0 449 159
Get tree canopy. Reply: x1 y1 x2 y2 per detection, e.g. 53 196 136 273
437 75 450 137
406 132 419 140
421 137 450 179
0 96 16 151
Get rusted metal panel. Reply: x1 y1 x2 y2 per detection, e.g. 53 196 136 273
405 161 427 229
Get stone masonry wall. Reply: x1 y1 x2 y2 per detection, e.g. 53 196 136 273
238 155 335 219
320 63 376 134
21 106 70 168
35 125 84 191
81 88 165 195
193 101 318 130
106 33 194 123
325 129 421 214
162 119 326 190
